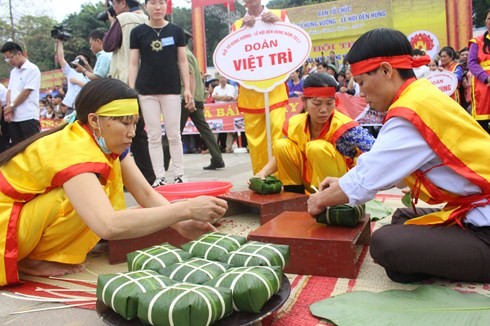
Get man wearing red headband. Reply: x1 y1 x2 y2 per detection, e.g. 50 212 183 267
254 73 374 194
308 28 490 284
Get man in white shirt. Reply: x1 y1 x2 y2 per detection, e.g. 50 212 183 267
1 42 41 146
212 75 235 103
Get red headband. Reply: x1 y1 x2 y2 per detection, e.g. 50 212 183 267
303 86 336 98
350 54 431 76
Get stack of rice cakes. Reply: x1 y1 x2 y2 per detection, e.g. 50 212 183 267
96 232 290 326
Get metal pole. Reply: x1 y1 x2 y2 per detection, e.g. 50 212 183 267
264 92 272 161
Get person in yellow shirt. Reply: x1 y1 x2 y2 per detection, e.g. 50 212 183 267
254 73 374 194
0 78 227 286
232 0 289 175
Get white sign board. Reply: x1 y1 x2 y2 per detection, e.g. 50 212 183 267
213 21 312 93
426 70 458 96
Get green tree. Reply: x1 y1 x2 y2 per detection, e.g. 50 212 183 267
60 2 110 68
16 15 58 72
473 0 490 27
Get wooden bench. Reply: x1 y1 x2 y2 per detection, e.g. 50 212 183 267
248 211 371 278
107 191 308 264
219 190 308 225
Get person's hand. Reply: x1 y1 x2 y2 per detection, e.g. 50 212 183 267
186 196 228 223
183 89 193 106
339 86 348 93
261 12 280 24
242 16 256 28
254 171 268 180
487 76 490 86
318 176 338 191
173 220 217 240
185 98 196 112
307 191 327 216
74 63 85 74
3 107 13 123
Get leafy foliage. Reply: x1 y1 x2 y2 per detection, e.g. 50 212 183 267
473 0 490 28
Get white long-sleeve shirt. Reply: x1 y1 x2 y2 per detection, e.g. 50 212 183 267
339 117 490 226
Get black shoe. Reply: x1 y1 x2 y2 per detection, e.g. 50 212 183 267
203 161 225 170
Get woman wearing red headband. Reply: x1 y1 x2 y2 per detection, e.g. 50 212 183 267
308 28 490 283
254 73 375 194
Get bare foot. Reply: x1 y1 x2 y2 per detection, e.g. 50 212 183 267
18 259 85 277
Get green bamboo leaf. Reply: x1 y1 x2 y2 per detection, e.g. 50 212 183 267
402 191 412 208
310 285 490 326
366 199 393 221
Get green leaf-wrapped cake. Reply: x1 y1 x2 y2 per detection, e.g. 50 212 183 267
205 265 283 313
158 257 230 284
127 243 193 272
181 232 247 260
218 241 289 269
96 270 176 320
137 283 233 326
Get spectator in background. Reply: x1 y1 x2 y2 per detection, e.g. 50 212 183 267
326 50 340 72
439 46 464 105
468 8 490 133
337 71 348 93
52 94 64 119
212 75 235 102
458 47 472 112
0 41 41 146
212 75 236 153
55 39 90 114
345 69 360 96
287 69 303 97
428 59 438 72
103 0 155 185
128 0 192 186
326 63 338 80
412 49 430 79
316 62 328 74
73 29 112 80
39 99 47 119
205 80 218 104
0 82 9 152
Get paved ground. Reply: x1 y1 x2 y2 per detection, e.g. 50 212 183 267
0 151 255 325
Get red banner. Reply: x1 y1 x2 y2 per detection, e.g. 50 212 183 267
40 95 373 134
182 95 370 134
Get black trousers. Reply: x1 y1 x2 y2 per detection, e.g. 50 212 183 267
370 207 490 283
8 119 40 146
131 114 155 185
163 101 224 170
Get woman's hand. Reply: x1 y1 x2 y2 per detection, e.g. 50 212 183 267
186 196 228 223
173 220 217 240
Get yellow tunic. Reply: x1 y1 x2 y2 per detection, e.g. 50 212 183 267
276 110 359 192
232 9 290 174
386 78 490 226
0 122 126 285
